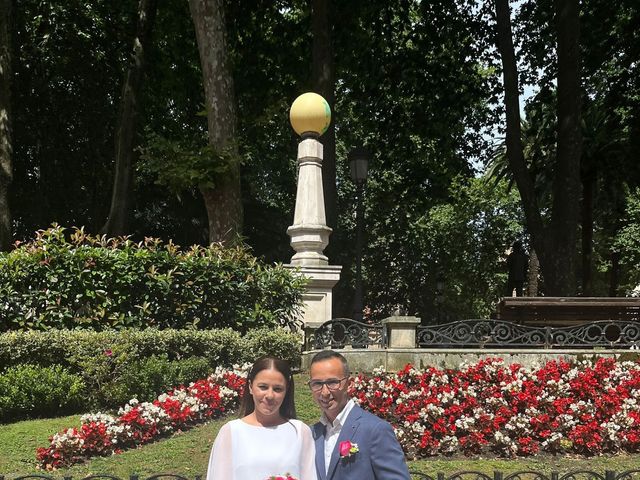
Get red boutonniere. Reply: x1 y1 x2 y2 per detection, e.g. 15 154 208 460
339 440 359 458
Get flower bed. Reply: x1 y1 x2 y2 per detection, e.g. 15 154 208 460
36 366 247 469
352 357 640 458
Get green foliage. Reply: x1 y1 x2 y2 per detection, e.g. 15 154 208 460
324 0 501 317
139 131 243 192
101 355 212 405
12 0 137 237
0 326 302 410
243 328 303 369
0 226 304 332
0 327 302 373
613 187 640 294
0 365 85 422
366 177 524 321
10 0 640 316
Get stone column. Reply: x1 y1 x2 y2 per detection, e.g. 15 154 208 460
382 314 421 348
287 93 341 330
287 138 332 267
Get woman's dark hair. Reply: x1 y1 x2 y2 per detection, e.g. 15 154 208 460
239 356 297 420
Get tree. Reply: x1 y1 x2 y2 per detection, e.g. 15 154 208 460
0 0 12 251
188 0 242 244
12 1 136 236
101 0 158 237
494 0 582 296
333 1 498 318
311 0 337 233
512 0 640 296
551 0 582 294
613 187 640 295
384 176 524 321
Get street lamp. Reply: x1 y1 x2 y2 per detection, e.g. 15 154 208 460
287 92 342 332
349 146 369 322
435 270 445 323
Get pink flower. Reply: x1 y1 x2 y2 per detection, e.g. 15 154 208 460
103 349 113 357
339 440 359 458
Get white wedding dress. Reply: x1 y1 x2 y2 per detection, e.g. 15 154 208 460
206 419 318 480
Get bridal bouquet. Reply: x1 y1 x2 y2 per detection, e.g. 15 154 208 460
266 475 297 480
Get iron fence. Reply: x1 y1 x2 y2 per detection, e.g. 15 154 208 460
307 317 386 349
0 476 196 480
3 470 640 480
408 471 640 480
416 319 640 349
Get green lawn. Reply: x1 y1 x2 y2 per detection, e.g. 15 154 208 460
1 375 639 478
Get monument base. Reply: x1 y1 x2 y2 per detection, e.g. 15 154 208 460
286 264 341 329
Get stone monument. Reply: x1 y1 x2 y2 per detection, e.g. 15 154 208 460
287 92 341 329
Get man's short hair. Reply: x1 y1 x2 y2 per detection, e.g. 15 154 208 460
309 350 350 376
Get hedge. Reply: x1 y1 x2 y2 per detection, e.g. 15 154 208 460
0 364 86 421
0 327 302 410
0 226 305 332
0 327 302 370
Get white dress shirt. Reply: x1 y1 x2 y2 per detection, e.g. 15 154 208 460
319 399 356 474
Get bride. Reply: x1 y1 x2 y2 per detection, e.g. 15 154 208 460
206 357 317 480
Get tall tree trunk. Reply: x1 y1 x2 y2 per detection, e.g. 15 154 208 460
549 0 582 295
609 250 620 296
526 248 540 297
494 0 546 277
311 0 337 233
101 0 158 237
581 166 595 295
495 0 582 296
0 0 12 251
189 0 242 244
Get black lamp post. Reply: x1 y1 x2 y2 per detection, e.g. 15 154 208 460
349 146 369 322
435 270 445 322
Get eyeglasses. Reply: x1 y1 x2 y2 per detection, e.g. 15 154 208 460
308 377 348 392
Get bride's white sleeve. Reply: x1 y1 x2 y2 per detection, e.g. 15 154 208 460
206 422 234 480
299 424 319 480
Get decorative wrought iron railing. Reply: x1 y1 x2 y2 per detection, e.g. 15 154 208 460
0 476 200 480
408 470 640 480
3 470 639 480
416 319 640 349
307 317 386 349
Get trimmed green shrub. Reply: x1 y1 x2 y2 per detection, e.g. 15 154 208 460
101 355 212 406
244 328 304 369
0 364 85 422
0 327 302 409
0 328 249 370
0 225 305 332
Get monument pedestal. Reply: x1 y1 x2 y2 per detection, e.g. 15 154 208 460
287 264 341 329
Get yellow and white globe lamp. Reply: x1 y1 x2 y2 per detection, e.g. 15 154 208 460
286 93 333 267
289 92 331 138
286 93 342 330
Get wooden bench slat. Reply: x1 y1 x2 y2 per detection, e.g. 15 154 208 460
495 296 640 327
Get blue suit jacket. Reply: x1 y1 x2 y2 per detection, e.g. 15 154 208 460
312 404 411 480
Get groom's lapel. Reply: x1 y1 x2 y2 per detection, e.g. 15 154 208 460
313 423 327 480
327 406 363 480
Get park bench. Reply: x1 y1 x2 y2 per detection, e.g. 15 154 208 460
494 296 640 327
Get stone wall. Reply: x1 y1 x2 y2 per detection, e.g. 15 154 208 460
301 348 640 373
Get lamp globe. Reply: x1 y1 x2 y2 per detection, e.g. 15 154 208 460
289 92 331 137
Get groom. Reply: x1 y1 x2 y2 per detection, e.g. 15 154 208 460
309 350 410 480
